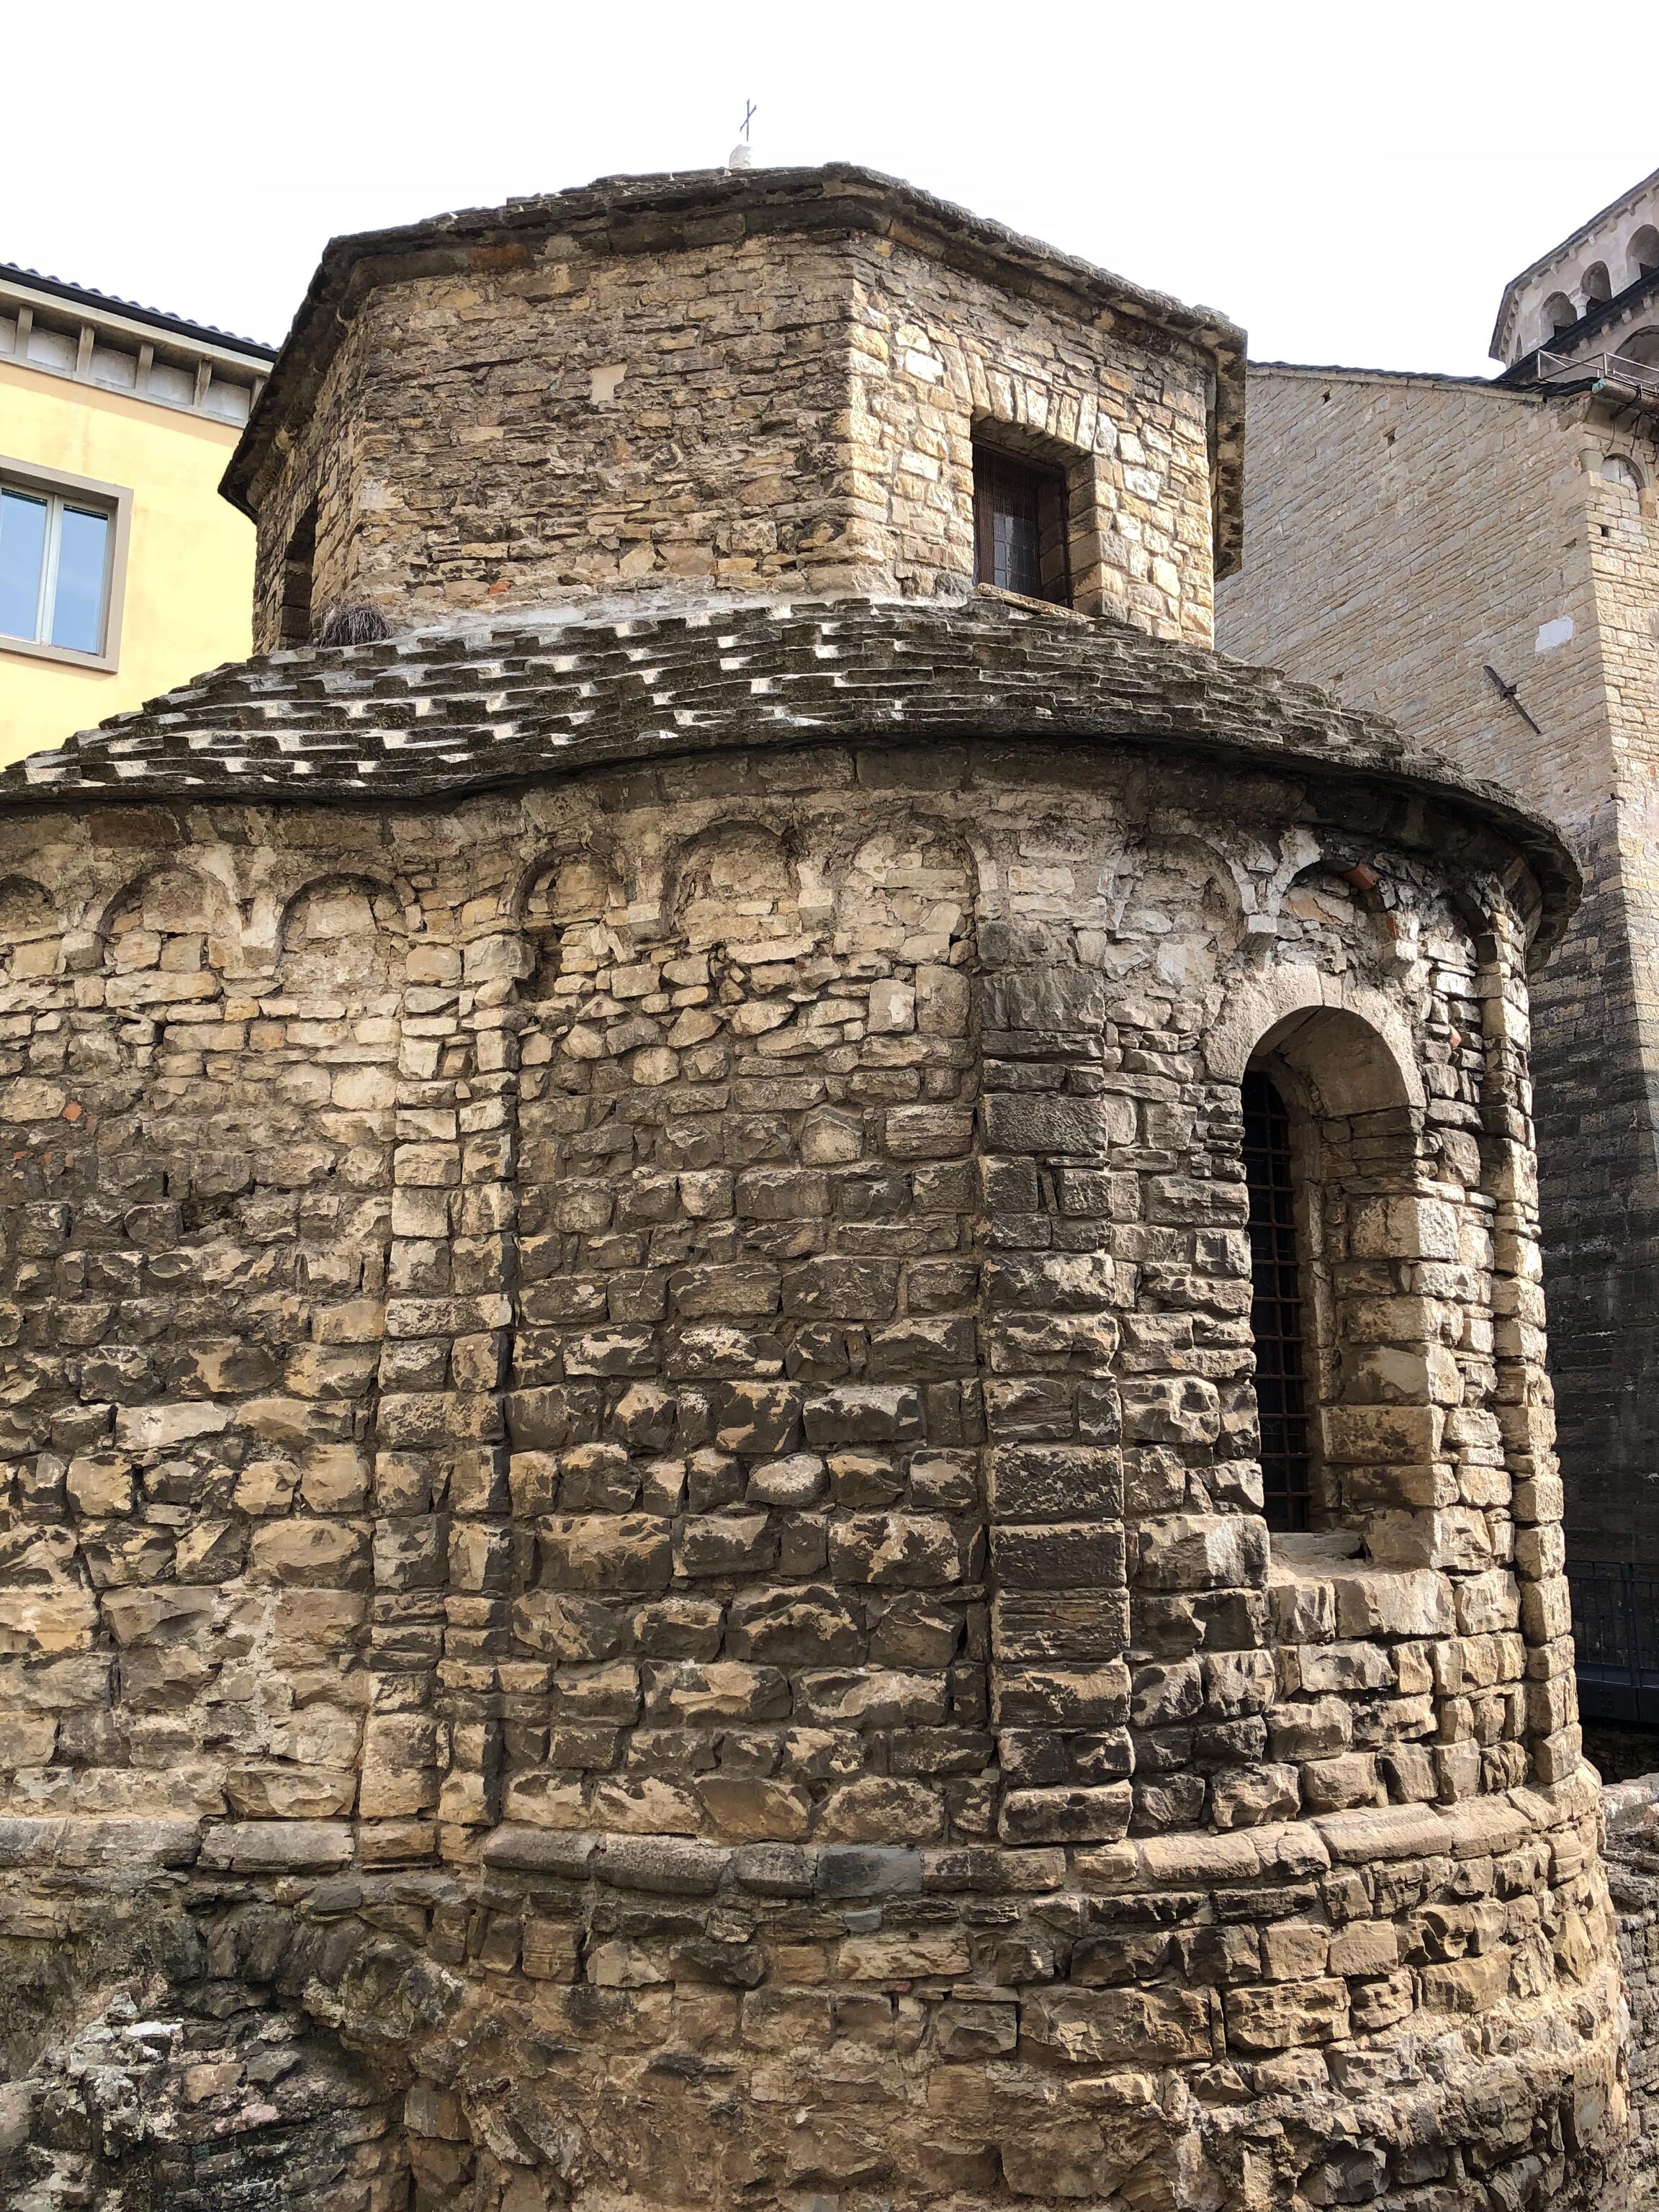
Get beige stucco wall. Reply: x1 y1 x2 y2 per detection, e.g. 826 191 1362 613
0 362 255 765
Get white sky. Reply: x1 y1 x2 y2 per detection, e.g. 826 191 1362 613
2 0 1650 381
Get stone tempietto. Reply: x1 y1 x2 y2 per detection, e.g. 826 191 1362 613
0 167 1629 2208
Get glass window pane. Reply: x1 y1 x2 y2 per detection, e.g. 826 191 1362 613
50 505 110 654
0 488 48 641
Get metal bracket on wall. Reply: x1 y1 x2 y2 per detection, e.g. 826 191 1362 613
1483 663 1544 737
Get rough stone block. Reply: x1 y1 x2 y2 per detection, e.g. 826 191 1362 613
986 1444 1123 1521
804 1388 924 1447
999 1783 1132 1844
994 1665 1130 1728
1021 1985 1213 2066
1223 1979 1350 2050
990 1523 1125 1590
828 1515 960 1586
1331 1568 1453 1639
1136 1515 1267 1592
539 1516 673 1593
198 1822 354 1874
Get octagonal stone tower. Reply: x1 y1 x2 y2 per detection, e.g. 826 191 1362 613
0 168 1629 2211
225 164 1240 648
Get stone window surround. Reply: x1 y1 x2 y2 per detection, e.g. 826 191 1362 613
962 408 1115 621
1245 1026 1423 1542
1210 973 1461 1572
0 451 132 674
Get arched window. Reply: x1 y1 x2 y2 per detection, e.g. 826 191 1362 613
1601 454 1643 498
1541 292 1578 342
1620 327 1659 369
1581 262 1612 307
1242 1069 1313 1532
1234 999 1430 1549
1629 225 1659 281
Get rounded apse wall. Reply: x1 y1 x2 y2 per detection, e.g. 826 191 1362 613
0 611 1622 2207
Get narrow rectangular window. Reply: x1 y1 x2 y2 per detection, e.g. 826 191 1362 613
280 500 318 647
973 444 1070 605
1242 1069 1313 1532
0 480 114 656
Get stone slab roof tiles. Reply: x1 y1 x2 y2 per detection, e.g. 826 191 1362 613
0 595 1578 956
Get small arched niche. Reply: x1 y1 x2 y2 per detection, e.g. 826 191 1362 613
1110 834 1244 992
520 851 623 1000
670 822 802 955
100 867 237 981
1581 261 1612 307
277 876 406 1007
1629 225 1659 281
1238 1004 1435 1547
1601 454 1644 503
0 878 59 983
1539 292 1578 343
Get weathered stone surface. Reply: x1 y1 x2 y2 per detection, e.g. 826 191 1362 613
1217 335 1659 1594
0 157 1622 2212
1021 1985 1214 2065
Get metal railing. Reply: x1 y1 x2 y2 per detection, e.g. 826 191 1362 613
1568 1559 1659 1725
1535 348 1659 403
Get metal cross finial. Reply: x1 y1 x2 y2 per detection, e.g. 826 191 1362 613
741 100 757 142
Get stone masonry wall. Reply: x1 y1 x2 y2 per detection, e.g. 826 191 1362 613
1602 1773 1659 2211
245 202 1219 651
1215 372 1609 829
1217 365 1659 1565
0 704 1627 2207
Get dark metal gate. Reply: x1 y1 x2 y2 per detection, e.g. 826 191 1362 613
1568 1559 1659 1725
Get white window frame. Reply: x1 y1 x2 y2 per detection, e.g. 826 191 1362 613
0 455 132 673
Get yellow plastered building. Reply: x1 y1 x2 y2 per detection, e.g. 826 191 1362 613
0 265 275 765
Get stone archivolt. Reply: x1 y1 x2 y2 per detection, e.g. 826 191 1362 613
0 166 1627 2212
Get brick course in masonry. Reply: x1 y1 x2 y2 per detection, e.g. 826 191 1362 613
0 169 1632 2211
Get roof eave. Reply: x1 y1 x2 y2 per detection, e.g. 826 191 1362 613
0 261 276 365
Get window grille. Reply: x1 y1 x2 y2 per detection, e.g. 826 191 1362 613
1568 1557 1659 1725
1242 1069 1313 1532
972 444 1069 605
